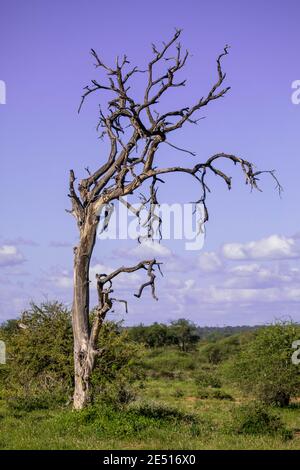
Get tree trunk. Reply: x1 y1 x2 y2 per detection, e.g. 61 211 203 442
72 212 99 410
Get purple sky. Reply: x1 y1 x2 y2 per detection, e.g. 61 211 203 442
1 0 300 325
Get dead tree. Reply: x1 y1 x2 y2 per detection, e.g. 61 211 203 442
68 29 280 409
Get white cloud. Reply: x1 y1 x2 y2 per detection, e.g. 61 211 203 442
222 235 300 260
50 275 73 289
6 230 298 325
229 263 261 275
46 268 73 289
177 284 300 305
129 240 172 259
198 252 223 272
0 245 26 267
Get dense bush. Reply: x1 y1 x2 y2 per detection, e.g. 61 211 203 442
0 301 73 406
130 401 198 423
51 401 205 440
194 368 222 388
0 301 144 410
230 402 292 440
224 322 300 406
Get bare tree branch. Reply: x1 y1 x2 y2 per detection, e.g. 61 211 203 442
70 30 280 409
95 259 162 299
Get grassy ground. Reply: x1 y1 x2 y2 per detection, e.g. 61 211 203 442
0 347 300 450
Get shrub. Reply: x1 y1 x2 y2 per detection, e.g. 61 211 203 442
224 321 300 406
95 378 137 409
52 401 202 439
0 302 74 407
0 301 73 390
195 369 221 388
0 301 144 409
130 401 198 424
5 391 65 412
231 402 292 440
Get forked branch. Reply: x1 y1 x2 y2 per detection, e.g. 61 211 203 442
72 30 282 326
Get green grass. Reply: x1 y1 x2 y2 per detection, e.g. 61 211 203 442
0 398 299 449
0 346 300 449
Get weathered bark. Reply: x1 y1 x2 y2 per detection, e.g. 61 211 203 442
71 207 160 409
72 212 99 409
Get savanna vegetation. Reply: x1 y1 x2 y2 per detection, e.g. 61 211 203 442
0 301 299 450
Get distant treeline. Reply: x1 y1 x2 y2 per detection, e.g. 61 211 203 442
126 319 260 350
